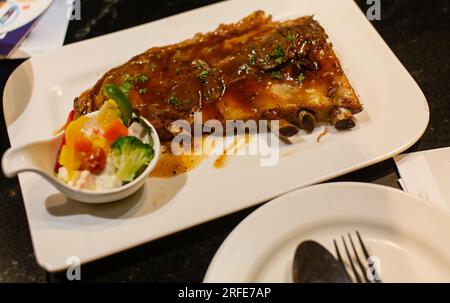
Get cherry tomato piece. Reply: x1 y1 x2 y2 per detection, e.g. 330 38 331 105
79 147 107 175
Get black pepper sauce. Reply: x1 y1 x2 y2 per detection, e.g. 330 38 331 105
141 18 337 172
81 14 358 133
75 12 362 176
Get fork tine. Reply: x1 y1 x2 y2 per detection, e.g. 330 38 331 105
334 240 347 270
356 231 370 260
341 236 363 283
334 239 353 282
356 231 382 283
348 233 370 283
334 239 344 264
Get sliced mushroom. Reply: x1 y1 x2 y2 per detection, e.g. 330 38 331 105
298 110 316 133
330 107 355 130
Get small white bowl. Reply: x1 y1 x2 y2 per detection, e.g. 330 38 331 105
2 112 160 204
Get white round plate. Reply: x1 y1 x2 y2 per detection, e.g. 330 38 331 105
0 0 53 34
204 182 450 283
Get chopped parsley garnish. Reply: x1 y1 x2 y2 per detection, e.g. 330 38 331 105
194 59 209 69
119 81 133 94
168 95 180 106
270 45 286 65
296 59 306 70
270 70 283 79
198 70 209 79
150 63 157 72
272 45 285 58
287 32 294 42
274 57 285 65
297 73 306 85
138 88 148 94
136 75 148 83
156 54 161 60
119 74 149 94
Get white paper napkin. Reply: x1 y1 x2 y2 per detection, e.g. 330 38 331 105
394 147 450 210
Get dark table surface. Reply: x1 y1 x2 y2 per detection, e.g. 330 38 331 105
0 0 449 282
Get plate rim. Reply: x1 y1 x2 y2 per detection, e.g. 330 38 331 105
203 182 450 282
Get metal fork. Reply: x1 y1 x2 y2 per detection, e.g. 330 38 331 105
333 231 382 283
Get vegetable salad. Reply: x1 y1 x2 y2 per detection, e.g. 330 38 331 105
55 84 155 190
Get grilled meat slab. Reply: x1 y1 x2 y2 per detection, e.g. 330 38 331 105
74 11 362 140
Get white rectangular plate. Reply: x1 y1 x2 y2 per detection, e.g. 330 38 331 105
3 0 429 271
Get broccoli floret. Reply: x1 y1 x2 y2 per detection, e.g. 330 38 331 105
111 136 154 182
